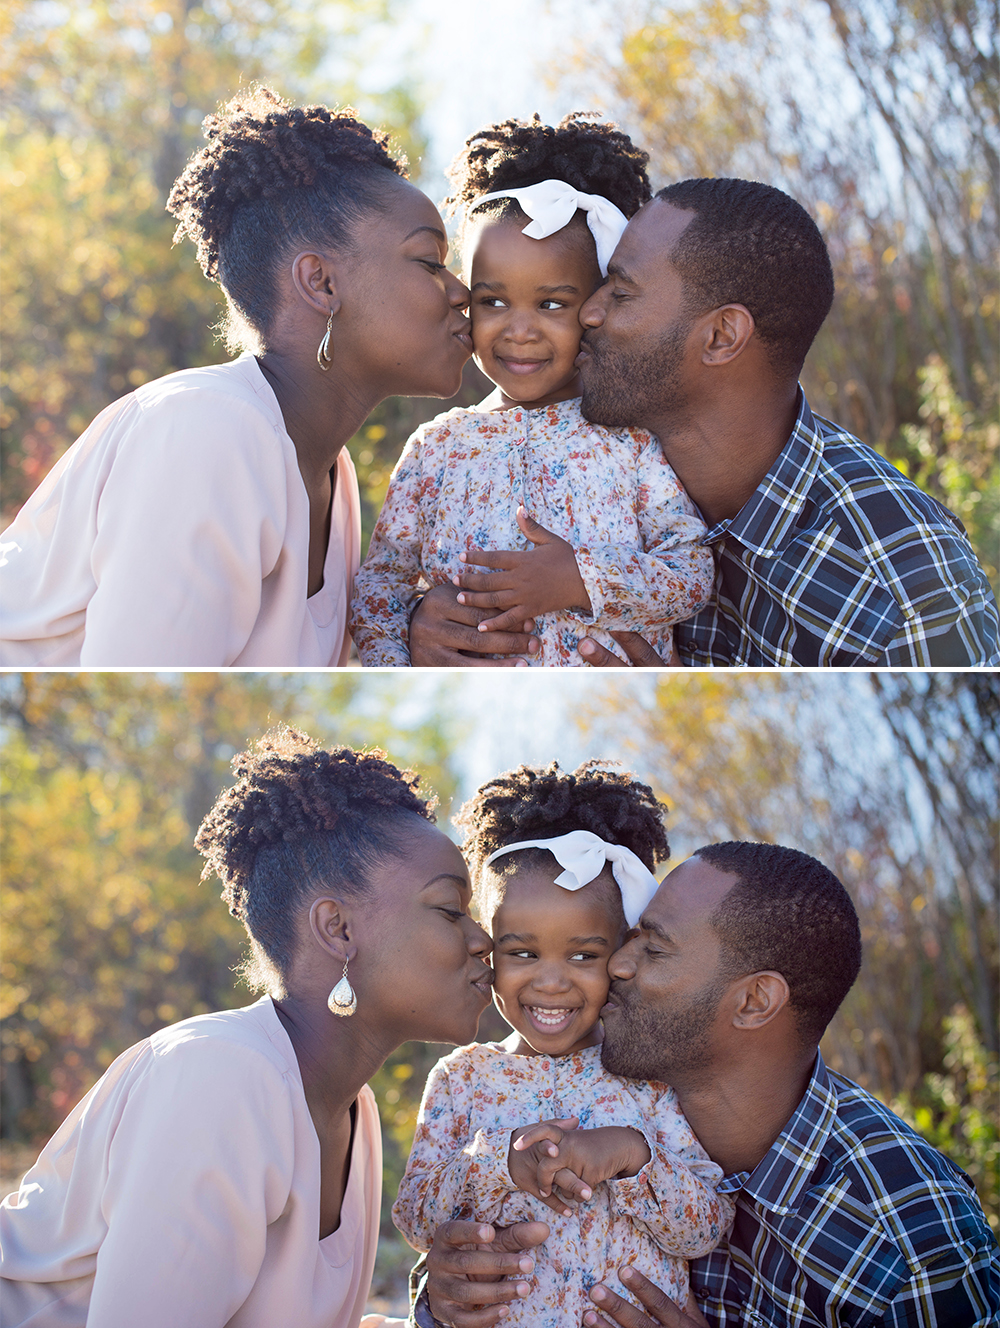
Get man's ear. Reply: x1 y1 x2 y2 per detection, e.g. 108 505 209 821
700 303 755 366
732 971 790 1029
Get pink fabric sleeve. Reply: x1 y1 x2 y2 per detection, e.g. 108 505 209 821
391 1057 518 1252
82 390 288 666
85 1034 297 1327
607 1084 735 1259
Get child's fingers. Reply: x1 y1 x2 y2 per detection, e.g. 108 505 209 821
511 1119 578 1152
550 1167 592 1203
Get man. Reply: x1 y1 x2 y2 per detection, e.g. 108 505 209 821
416 843 999 1326
410 179 999 666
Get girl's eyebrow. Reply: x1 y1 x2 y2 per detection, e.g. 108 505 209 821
494 931 534 944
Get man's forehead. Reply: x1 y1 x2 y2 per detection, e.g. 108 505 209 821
613 199 693 280
647 857 740 930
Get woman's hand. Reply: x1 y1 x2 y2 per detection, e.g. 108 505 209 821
408 583 540 666
425 1218 549 1328
510 1120 652 1213
583 1267 709 1327
452 508 591 631
577 631 677 667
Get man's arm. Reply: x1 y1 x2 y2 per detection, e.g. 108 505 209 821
408 584 540 667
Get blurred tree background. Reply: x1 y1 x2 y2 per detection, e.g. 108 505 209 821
2 0 996 584
2 671 996 1249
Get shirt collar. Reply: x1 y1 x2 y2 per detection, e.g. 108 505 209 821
717 1051 838 1213
701 389 824 557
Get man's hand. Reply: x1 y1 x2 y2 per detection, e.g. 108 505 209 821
583 1267 709 1327
510 1119 651 1214
577 631 678 667
408 583 539 667
453 507 591 632
426 1218 549 1328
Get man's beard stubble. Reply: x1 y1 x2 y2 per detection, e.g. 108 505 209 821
579 320 691 434
600 977 724 1084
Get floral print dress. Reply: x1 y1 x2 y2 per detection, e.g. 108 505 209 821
393 1042 734 1326
349 396 715 666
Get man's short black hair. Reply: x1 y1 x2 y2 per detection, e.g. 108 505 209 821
656 178 835 378
696 841 861 1045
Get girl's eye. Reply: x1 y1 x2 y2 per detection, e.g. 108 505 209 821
570 951 599 962
507 949 536 960
480 296 507 308
539 299 565 310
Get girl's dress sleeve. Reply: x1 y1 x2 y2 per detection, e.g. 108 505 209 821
83 389 289 666
349 426 436 667
392 1055 519 1252
606 1082 735 1259
573 434 716 633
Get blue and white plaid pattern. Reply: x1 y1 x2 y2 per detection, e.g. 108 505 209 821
674 394 1000 666
691 1055 1000 1326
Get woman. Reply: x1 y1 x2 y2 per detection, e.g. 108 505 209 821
0 87 472 666
0 728 493 1328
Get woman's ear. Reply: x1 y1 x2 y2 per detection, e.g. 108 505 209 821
290 251 342 320
732 971 790 1029
308 896 357 965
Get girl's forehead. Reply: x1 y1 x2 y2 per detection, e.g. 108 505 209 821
489 866 621 930
465 216 598 282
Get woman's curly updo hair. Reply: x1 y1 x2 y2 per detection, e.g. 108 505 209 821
195 726 435 995
167 86 407 353
444 111 652 256
454 760 668 926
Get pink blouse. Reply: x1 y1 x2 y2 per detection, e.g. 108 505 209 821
0 998 382 1328
0 355 361 667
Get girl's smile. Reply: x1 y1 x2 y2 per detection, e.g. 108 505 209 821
465 217 603 410
488 866 625 1057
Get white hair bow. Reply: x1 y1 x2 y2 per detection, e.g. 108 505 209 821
483 829 659 928
468 179 629 277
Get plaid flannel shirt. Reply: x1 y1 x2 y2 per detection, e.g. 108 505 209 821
690 1054 1000 1326
674 393 1000 666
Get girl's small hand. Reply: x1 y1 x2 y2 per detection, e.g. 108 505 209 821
508 1117 581 1215
452 508 592 630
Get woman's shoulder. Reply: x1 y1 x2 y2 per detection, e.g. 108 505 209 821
131 355 284 434
147 996 295 1079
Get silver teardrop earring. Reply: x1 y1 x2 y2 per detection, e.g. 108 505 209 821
327 958 357 1016
316 307 335 371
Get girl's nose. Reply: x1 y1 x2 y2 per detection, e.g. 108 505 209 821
532 963 572 993
502 312 540 343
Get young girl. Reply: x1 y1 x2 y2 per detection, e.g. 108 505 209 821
393 763 733 1326
349 115 716 666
